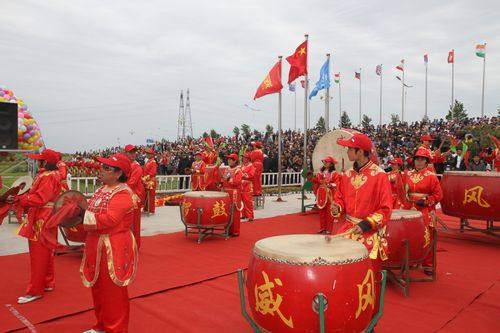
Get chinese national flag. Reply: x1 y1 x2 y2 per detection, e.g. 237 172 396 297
447 49 454 63
254 60 283 100
286 40 308 84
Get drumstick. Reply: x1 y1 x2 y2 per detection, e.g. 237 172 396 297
324 228 357 242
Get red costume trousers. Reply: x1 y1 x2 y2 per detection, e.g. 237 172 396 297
253 167 262 196
131 208 141 249
319 202 334 233
26 239 55 296
91 249 130 333
423 226 435 269
241 191 254 219
145 187 156 214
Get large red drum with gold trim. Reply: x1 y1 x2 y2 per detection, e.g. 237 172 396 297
441 171 500 221
62 224 87 243
383 209 429 268
246 235 375 333
181 191 231 226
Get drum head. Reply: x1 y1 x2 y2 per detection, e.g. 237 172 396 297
53 190 88 228
312 129 358 173
254 234 368 265
184 191 228 198
391 209 422 220
11 176 34 195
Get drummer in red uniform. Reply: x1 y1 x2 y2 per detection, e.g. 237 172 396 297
419 134 444 172
315 156 340 234
142 148 158 214
249 141 264 196
191 151 207 191
56 153 69 191
6 149 62 304
331 133 392 266
81 153 139 333
402 147 443 275
241 153 255 221
387 157 404 209
222 153 243 236
124 144 145 249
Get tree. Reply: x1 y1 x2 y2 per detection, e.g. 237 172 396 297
315 116 326 133
446 100 468 121
240 124 251 139
391 113 400 125
339 112 352 128
209 129 220 139
361 115 372 130
232 126 240 138
265 124 274 138
202 132 209 138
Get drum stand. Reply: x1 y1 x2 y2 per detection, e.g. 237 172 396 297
236 269 387 333
384 228 437 297
55 226 85 256
459 218 499 238
253 195 265 210
179 204 234 244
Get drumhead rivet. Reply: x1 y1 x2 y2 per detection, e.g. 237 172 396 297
312 294 328 314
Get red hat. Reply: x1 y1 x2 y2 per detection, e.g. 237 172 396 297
28 149 60 165
96 153 131 177
144 148 155 155
389 157 403 166
124 144 137 152
322 156 337 164
421 135 434 142
337 133 373 152
227 153 239 161
414 147 431 160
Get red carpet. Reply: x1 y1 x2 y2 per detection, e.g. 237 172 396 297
2 212 500 332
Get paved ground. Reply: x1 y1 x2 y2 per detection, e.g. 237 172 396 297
0 193 315 256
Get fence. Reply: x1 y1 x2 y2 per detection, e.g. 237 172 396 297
69 171 304 196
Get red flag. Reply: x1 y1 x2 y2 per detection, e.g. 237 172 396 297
447 49 454 63
355 72 361 80
286 40 308 84
204 136 214 149
424 54 429 64
396 59 405 71
254 60 283 100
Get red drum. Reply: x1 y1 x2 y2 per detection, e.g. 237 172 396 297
62 224 87 243
383 209 429 268
181 191 231 226
441 171 500 221
247 235 375 333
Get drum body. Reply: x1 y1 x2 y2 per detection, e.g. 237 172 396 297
383 210 428 268
441 171 500 221
246 235 375 333
62 224 87 243
181 191 231 226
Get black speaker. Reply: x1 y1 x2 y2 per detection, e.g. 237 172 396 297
0 102 18 150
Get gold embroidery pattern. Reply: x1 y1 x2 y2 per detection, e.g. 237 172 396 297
356 269 376 319
423 227 431 248
254 271 294 328
211 200 228 218
182 201 192 218
409 172 424 184
463 186 490 208
369 164 384 176
350 174 368 190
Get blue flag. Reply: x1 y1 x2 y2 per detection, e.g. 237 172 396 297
288 83 296 92
309 58 330 99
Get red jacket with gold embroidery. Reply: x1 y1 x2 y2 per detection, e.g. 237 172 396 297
315 170 340 208
250 149 264 173
191 160 207 191
333 161 392 232
17 170 61 241
241 162 255 193
81 184 138 287
127 161 145 204
142 159 158 190
222 166 243 210
202 151 218 165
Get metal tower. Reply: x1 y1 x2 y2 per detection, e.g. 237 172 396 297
184 88 193 138
177 90 185 139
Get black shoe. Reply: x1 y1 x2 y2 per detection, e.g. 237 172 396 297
423 269 434 276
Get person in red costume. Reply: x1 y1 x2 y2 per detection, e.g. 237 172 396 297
249 141 264 196
81 153 139 333
201 145 218 166
315 156 340 234
142 148 158 214
5 149 62 304
487 134 500 171
419 134 445 172
191 151 207 191
56 153 69 191
241 153 255 221
123 144 145 249
331 134 392 260
221 153 243 236
402 147 443 275
387 157 404 209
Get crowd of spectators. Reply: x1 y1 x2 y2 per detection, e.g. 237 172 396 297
72 116 499 175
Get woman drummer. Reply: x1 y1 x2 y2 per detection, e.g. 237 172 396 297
81 153 139 333
402 147 443 275
6 149 62 304
315 156 340 234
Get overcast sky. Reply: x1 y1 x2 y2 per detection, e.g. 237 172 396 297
1 0 499 152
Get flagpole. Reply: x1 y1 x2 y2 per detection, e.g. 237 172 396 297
425 58 428 119
401 67 405 122
379 65 383 126
339 79 342 126
325 53 330 132
277 55 284 202
294 88 297 130
359 68 362 125
451 49 455 112
481 43 486 117
303 34 309 172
